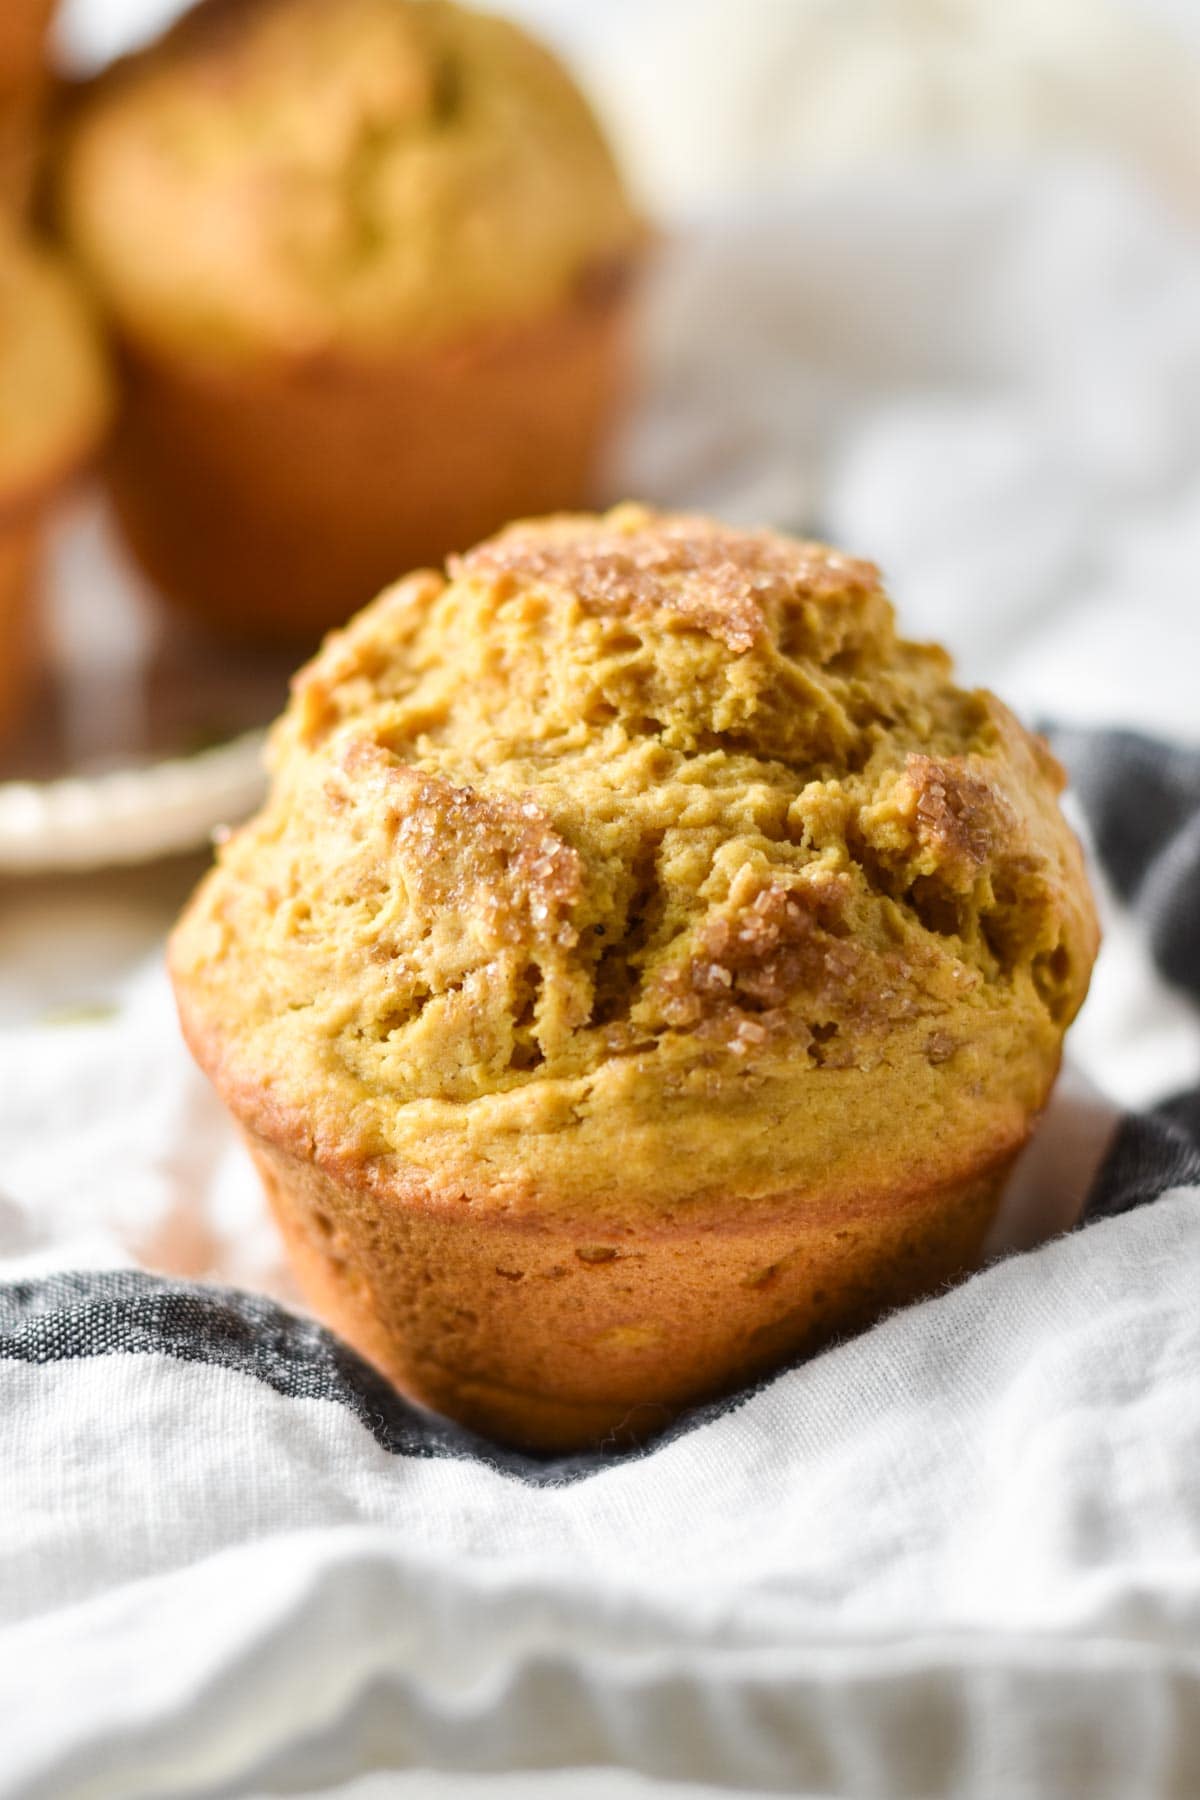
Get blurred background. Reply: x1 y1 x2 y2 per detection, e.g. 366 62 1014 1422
57 0 1200 218
3 0 1200 1284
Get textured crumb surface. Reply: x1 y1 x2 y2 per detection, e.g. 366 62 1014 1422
0 222 112 509
58 0 641 362
171 505 1099 1221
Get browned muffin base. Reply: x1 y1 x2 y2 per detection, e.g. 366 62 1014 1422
0 98 43 215
105 272 635 646
0 514 38 746
245 1126 1011 1454
0 0 56 214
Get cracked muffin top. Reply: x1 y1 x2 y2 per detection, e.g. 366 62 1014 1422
170 505 1099 1219
58 0 641 364
0 222 112 512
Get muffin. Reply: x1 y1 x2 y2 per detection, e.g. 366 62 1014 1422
57 0 643 644
0 0 56 213
169 505 1099 1453
0 221 111 741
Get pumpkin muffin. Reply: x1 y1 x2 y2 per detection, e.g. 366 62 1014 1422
0 0 56 213
57 0 643 644
170 505 1099 1452
0 222 111 742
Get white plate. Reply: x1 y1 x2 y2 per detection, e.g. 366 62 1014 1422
0 496 291 873
0 729 268 874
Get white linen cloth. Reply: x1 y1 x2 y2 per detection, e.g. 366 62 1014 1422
3 1192 1200 1800
3 161 1200 1798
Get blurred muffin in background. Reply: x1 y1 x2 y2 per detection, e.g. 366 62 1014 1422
56 0 644 644
0 220 111 741
0 0 57 213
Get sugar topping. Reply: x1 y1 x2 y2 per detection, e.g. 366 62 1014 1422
454 511 881 655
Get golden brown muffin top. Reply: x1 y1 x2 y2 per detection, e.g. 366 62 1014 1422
58 0 641 363
0 221 112 512
171 506 1099 1218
